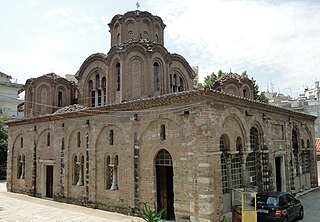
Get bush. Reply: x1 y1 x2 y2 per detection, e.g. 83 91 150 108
135 203 165 222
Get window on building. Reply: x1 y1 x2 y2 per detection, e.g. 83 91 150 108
98 90 102 106
102 77 106 105
105 155 111 189
77 132 81 148
243 89 247 98
306 140 311 173
117 33 121 44
142 31 148 39
73 155 78 185
76 155 84 186
128 31 134 40
89 80 94 107
178 77 184 92
110 155 119 190
96 73 100 88
154 62 159 91
58 91 63 107
17 155 22 179
109 130 114 145
170 73 185 93
220 136 228 194
231 155 242 188
47 133 51 146
116 63 121 91
160 124 166 141
20 137 23 148
247 127 259 188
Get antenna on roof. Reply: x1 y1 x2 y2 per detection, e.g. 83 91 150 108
136 2 140 10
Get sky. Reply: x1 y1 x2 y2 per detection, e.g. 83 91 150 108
0 0 320 98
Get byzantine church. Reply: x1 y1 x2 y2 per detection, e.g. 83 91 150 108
7 10 317 222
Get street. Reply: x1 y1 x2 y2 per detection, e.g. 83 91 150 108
298 187 320 222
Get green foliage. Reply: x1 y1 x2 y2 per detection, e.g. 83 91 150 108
200 70 268 103
194 82 204 89
136 203 165 222
0 116 8 179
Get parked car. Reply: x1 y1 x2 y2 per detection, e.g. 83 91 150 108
255 191 304 222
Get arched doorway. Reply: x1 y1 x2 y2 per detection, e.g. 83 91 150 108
155 149 175 220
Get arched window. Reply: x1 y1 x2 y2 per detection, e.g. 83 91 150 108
105 155 111 189
102 77 106 105
73 155 78 185
110 155 119 190
154 62 159 91
170 73 185 93
173 74 177 92
243 89 247 98
76 155 84 186
77 132 81 148
178 77 184 92
47 132 51 146
116 63 121 91
17 155 22 179
109 130 114 145
247 127 259 188
58 91 63 107
160 124 166 141
142 31 148 39
96 73 100 88
20 137 23 148
128 31 134 40
89 80 94 107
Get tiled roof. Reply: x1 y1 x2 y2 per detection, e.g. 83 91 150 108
316 138 320 156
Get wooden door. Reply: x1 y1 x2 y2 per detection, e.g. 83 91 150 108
46 165 53 198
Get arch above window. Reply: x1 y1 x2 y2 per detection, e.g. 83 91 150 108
155 149 172 166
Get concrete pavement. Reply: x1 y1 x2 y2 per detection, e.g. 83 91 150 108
0 181 145 222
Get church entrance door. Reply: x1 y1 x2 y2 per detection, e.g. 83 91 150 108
156 149 174 220
46 165 53 198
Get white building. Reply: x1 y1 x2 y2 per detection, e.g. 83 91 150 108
0 71 24 118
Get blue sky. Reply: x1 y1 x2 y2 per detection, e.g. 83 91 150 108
1 0 320 97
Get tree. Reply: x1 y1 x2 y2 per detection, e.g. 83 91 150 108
198 70 268 103
0 116 8 179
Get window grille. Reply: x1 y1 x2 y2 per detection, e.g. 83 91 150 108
156 149 172 166
246 152 256 187
231 155 242 188
221 154 228 194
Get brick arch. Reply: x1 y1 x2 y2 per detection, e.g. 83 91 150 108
218 107 248 148
95 124 127 151
139 115 182 145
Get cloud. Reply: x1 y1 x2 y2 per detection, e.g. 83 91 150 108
43 7 72 19
146 0 320 96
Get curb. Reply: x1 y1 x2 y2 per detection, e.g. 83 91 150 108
296 186 320 198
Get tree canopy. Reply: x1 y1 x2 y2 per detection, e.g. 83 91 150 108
195 70 268 103
0 116 8 179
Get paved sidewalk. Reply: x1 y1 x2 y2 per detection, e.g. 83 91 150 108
0 181 145 222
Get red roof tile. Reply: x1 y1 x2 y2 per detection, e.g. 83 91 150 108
316 138 320 156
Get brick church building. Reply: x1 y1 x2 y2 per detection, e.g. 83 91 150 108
6 10 318 222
